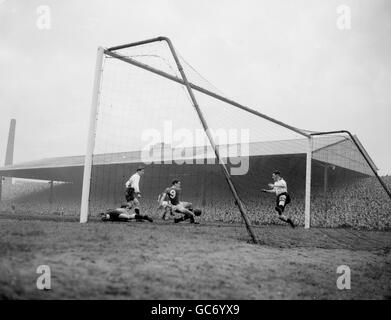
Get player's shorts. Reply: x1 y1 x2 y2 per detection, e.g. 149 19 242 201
161 200 171 208
276 192 291 212
172 201 192 213
125 187 136 201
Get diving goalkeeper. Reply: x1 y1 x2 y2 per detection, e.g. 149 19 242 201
101 203 153 222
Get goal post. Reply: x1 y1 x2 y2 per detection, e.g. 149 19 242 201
80 46 105 223
304 136 312 229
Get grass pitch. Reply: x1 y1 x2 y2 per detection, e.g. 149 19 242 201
0 212 390 299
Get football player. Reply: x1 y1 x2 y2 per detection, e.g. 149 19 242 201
100 203 153 222
124 166 144 216
262 170 295 228
159 179 200 224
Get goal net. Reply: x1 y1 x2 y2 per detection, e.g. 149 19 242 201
80 37 391 241
309 132 391 230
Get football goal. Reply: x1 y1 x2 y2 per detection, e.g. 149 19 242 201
80 37 391 241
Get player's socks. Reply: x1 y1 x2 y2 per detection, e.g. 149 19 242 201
174 217 185 223
134 213 153 222
118 216 132 222
161 207 171 220
134 213 143 222
143 215 153 223
278 216 287 223
134 208 144 221
287 218 295 228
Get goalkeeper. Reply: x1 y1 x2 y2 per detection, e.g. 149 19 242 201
101 203 153 222
261 170 295 228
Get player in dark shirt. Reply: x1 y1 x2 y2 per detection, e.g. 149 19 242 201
100 203 153 222
158 179 198 223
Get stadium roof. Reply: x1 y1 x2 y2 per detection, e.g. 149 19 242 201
0 135 377 182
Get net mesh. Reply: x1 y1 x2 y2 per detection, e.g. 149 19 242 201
310 133 391 229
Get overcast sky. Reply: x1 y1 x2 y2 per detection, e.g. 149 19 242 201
0 0 390 175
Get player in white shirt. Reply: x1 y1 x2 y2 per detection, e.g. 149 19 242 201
262 170 295 228
124 167 152 221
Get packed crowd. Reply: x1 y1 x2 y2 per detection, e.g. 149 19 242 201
0 180 81 215
205 176 391 230
1 176 390 230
